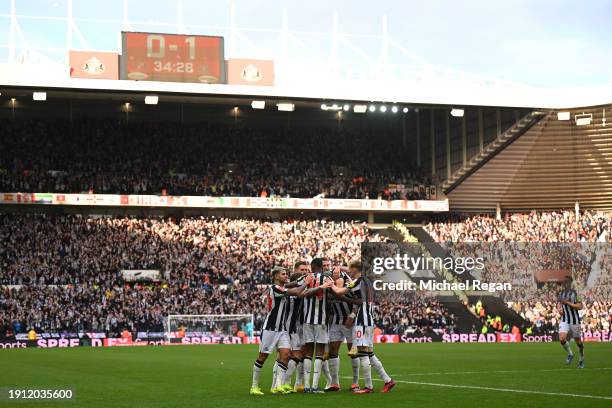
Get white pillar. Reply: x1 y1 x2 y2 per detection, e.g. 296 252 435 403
331 11 339 78
431 110 436 176
416 110 421 166
381 14 389 81
446 113 451 180
478 108 484 153
9 0 16 63
496 109 502 139
461 115 467 166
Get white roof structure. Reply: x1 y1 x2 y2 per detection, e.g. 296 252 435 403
3 68 612 109
1 0 611 109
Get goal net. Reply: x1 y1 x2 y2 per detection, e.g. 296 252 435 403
165 314 254 343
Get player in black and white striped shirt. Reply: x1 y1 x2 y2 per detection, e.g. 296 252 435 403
330 260 395 394
300 258 333 393
319 258 336 391
327 265 360 391
285 261 310 392
557 277 585 368
250 266 311 396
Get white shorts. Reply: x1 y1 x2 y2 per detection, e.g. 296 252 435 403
302 324 329 344
559 322 582 339
289 326 303 350
259 330 290 354
329 324 353 343
352 325 374 348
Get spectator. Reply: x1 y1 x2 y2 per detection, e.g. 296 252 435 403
0 120 432 200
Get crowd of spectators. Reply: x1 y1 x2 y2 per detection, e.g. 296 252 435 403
1 284 260 336
0 214 378 286
0 214 388 335
507 252 612 336
3 208 609 338
508 298 611 336
0 120 431 200
376 292 455 335
424 211 609 297
0 213 456 336
424 210 611 336
424 210 609 242
467 300 516 335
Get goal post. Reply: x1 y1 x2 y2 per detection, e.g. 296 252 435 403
165 314 254 342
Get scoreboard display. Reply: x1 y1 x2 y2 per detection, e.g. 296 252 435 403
121 32 225 83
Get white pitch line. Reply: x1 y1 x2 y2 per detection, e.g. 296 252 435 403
342 376 612 401
387 379 612 400
394 367 612 377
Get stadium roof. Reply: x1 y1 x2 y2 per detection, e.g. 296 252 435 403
2 66 612 110
2 2 611 109
0 0 612 109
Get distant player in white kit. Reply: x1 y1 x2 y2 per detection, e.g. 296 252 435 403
557 277 585 368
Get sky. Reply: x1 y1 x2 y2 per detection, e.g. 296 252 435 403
1 0 611 87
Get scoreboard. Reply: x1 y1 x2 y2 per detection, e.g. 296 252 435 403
121 32 225 84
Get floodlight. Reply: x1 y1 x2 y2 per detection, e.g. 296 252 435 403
575 113 592 126
557 111 570 121
251 100 265 109
144 95 158 105
33 92 46 101
277 103 295 112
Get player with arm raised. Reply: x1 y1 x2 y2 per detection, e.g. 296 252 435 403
270 261 310 393
250 266 312 396
330 260 396 393
558 277 585 368
326 264 360 391
285 261 310 392
300 258 333 393
319 258 335 391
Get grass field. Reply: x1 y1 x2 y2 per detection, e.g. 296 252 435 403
1 343 611 407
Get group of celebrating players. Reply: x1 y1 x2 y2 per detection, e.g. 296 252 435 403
250 258 396 395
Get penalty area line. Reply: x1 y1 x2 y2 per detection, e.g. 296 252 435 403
342 377 612 400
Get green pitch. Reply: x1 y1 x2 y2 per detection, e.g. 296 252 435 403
1 343 611 408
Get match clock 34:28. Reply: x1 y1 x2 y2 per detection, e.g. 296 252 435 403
121 32 225 84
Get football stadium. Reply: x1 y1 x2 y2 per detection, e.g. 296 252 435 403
0 1 611 407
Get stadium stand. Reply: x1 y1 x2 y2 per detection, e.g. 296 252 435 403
0 96 609 345
418 210 611 336
0 214 453 337
0 119 431 199
443 106 612 210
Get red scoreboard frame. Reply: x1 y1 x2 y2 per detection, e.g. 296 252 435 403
121 32 225 84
